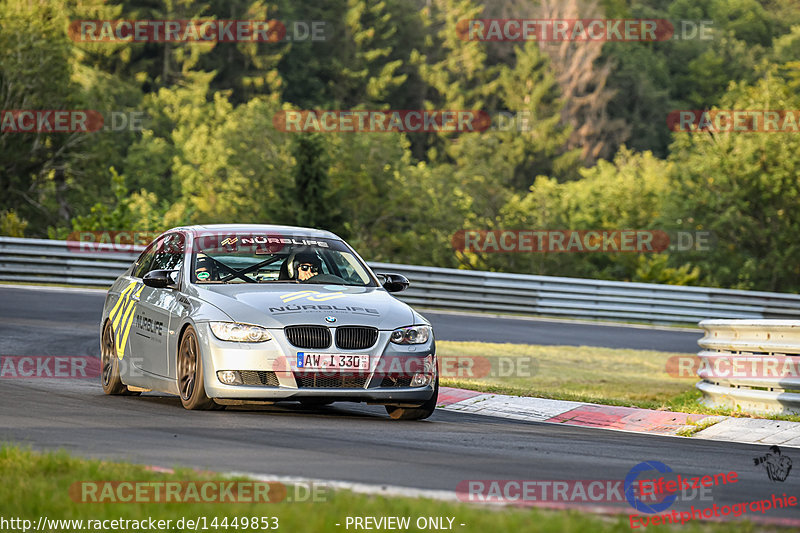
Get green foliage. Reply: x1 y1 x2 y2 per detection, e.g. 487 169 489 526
334 0 408 106
709 0 773 46
8 445 758 533
2 0 800 294
69 169 134 232
0 210 28 237
0 1 86 225
681 33 763 108
291 133 331 228
473 149 675 280
773 24 800 63
276 0 420 109
603 0 770 155
200 0 285 102
665 70 800 291
633 254 701 285
603 43 672 156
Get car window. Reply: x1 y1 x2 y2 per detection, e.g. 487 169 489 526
328 251 371 284
151 233 185 272
132 239 160 278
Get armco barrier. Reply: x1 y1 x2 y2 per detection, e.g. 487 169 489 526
0 237 139 286
2 236 800 324
697 320 800 414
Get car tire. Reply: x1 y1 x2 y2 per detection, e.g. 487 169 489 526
177 325 224 410
385 376 438 420
101 321 140 396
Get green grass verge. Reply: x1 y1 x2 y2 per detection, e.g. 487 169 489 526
436 341 800 423
0 445 778 533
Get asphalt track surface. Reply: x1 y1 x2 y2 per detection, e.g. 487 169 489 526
424 311 702 353
1 285 796 522
0 285 703 353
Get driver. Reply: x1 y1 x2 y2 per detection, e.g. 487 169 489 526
293 252 321 282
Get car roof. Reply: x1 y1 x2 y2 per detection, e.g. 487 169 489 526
172 224 342 240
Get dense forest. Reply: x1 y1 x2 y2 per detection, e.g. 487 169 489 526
2 0 800 292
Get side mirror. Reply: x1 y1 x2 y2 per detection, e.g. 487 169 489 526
143 269 179 290
380 273 409 293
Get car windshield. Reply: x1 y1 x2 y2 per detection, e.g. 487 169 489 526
190 234 376 286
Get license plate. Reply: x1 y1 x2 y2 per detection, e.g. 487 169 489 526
295 353 369 370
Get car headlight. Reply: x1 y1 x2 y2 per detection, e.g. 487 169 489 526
390 325 431 345
209 322 272 342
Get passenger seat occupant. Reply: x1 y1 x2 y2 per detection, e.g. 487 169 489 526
195 253 215 281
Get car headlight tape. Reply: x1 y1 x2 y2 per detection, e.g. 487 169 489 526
209 322 272 343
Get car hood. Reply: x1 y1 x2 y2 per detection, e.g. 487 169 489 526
194 283 416 329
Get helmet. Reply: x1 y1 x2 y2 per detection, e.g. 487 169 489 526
195 254 216 281
290 251 321 279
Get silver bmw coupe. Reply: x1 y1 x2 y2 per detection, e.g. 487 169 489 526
100 224 438 419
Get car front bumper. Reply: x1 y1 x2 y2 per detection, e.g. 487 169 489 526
196 322 437 404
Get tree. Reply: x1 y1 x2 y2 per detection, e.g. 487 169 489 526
291 133 331 229
200 0 285 103
0 1 133 232
106 0 215 90
602 41 672 156
536 0 630 164
412 0 501 161
116 77 295 229
275 0 421 109
665 71 800 291
0 210 28 237
466 148 678 280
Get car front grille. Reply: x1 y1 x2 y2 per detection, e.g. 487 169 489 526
240 371 280 387
285 325 332 349
335 326 378 350
295 373 370 389
380 375 415 388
